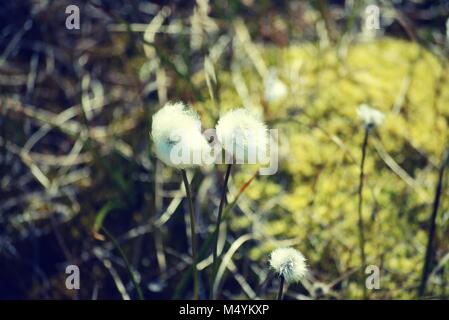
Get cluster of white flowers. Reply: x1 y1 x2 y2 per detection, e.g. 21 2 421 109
269 247 307 283
151 103 269 168
152 101 311 297
357 104 385 129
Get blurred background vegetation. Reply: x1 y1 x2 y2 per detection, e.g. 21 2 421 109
1 0 449 299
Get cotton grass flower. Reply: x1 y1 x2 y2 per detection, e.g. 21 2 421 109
215 108 268 163
210 108 268 298
270 247 307 283
355 103 384 299
357 104 384 129
264 69 287 103
151 101 209 299
270 247 307 300
151 102 210 169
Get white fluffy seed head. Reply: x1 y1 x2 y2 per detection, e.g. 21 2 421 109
215 108 268 163
151 102 210 169
264 69 287 103
357 104 385 128
269 247 307 283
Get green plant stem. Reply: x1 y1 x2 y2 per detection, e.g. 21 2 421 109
181 169 199 300
173 171 257 299
101 227 144 300
210 163 233 299
277 275 285 300
357 127 369 300
418 149 449 298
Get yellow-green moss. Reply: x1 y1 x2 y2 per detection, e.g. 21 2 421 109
196 38 449 298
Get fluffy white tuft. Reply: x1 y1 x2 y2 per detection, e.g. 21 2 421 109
151 102 210 169
357 104 384 128
215 108 268 163
269 247 307 283
264 69 287 103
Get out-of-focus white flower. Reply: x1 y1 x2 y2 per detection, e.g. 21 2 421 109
215 108 268 163
357 104 384 128
269 247 307 283
151 102 210 168
264 69 287 103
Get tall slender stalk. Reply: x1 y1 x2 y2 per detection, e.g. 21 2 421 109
418 149 449 298
357 127 369 300
180 169 199 300
210 163 232 299
277 275 285 300
101 227 144 300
